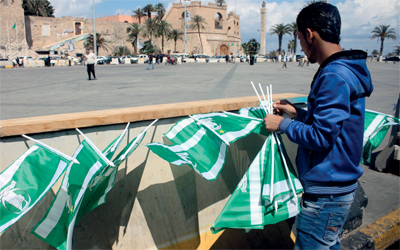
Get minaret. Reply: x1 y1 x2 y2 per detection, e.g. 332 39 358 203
260 1 267 55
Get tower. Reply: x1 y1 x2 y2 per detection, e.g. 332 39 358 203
260 1 267 55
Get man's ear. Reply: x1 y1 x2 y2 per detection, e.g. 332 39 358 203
305 28 314 44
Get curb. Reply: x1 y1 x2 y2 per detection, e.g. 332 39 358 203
341 207 400 249
0 65 14 69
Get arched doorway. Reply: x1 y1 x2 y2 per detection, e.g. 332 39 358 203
220 45 229 55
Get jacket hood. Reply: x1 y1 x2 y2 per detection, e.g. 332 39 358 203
312 50 373 98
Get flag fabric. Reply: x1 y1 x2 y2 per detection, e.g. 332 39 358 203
147 113 262 181
211 133 303 234
361 110 400 164
32 140 110 250
0 143 73 233
12 21 16 29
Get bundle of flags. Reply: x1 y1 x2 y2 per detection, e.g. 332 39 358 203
0 120 157 250
362 109 400 164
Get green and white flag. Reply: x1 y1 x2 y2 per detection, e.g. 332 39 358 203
79 120 157 215
32 139 112 250
0 141 75 233
211 134 302 234
147 113 261 181
361 110 400 164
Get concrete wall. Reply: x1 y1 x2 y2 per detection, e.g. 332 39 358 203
0 94 307 249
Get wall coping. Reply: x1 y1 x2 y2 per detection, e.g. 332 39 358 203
0 93 307 137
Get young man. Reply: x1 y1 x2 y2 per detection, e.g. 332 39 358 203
281 51 287 70
147 53 154 70
84 48 96 80
263 2 373 249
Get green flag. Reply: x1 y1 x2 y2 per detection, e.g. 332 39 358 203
147 113 262 181
0 143 73 233
211 134 302 234
12 21 16 30
361 110 400 164
32 140 111 250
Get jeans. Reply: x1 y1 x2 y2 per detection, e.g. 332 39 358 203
295 191 355 250
147 60 154 70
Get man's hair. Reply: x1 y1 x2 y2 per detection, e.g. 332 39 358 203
296 2 341 44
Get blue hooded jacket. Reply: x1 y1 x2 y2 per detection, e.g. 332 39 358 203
279 50 373 195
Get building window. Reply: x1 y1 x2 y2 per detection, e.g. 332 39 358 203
43 25 50 36
182 11 191 20
124 21 128 23
214 13 223 29
75 22 81 35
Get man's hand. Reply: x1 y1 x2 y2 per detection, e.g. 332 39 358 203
273 100 298 118
263 114 284 132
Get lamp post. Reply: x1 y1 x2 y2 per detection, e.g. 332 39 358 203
93 0 97 56
183 0 190 54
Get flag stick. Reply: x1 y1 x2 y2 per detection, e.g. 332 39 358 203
107 122 130 154
259 83 271 114
118 119 158 160
189 115 230 146
76 129 115 167
250 81 268 115
22 134 79 164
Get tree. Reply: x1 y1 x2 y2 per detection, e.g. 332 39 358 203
154 3 166 21
142 18 158 44
127 23 142 55
215 0 226 7
394 45 400 56
140 40 156 54
143 4 154 19
288 40 294 54
242 39 260 55
85 33 110 54
167 29 184 53
156 20 172 53
269 23 291 55
22 0 54 17
113 46 131 56
370 25 397 57
371 49 379 56
288 22 298 57
132 7 145 24
190 15 207 53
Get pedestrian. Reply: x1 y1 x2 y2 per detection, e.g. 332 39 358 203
147 52 154 70
263 2 373 249
156 54 160 64
83 48 96 80
281 51 287 70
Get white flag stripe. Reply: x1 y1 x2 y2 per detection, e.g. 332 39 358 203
66 161 102 250
223 111 263 121
363 114 385 146
220 121 260 142
97 167 117 206
250 141 266 225
165 119 194 139
199 143 227 180
0 159 67 233
262 179 302 199
170 128 207 152
287 198 299 217
0 145 38 190
33 144 84 238
190 116 230 146
107 123 130 154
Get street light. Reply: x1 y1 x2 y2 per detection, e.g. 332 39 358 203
183 0 191 54
93 0 97 56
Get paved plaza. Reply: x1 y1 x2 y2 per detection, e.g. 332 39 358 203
0 61 399 120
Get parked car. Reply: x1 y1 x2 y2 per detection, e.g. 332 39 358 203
386 56 399 62
131 54 149 63
119 55 133 64
96 56 106 65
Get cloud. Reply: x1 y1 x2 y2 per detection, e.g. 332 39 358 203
114 8 133 16
50 0 105 18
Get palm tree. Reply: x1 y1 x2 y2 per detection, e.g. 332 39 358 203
132 7 145 24
154 3 166 21
269 23 291 55
142 18 158 43
113 46 130 56
127 23 142 55
394 45 400 56
370 25 397 58
288 22 298 57
85 33 110 54
22 0 54 17
156 20 172 53
215 0 226 7
190 15 207 53
167 29 184 52
288 40 295 54
143 4 154 20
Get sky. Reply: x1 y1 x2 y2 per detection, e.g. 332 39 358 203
49 0 400 56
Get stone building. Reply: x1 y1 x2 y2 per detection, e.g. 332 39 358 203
0 0 241 58
161 1 241 55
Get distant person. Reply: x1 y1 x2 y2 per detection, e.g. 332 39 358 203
147 53 154 70
83 48 97 80
281 52 287 70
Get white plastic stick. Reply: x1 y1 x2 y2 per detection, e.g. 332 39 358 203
251 81 268 115
22 134 79 164
258 83 270 114
76 128 115 167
